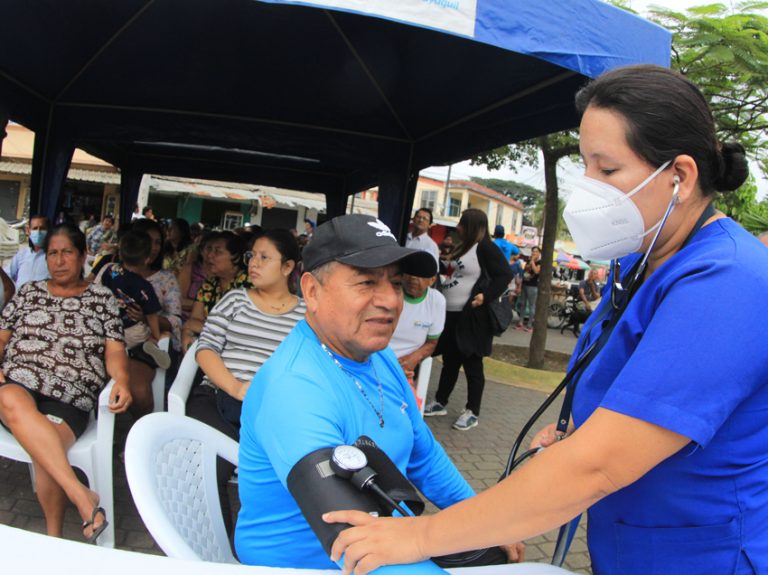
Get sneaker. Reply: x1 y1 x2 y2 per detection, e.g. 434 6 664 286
452 409 479 431
423 401 447 417
523 326 533 333
142 341 172 370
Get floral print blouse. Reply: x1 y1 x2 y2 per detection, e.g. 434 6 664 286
195 270 251 315
0 281 123 412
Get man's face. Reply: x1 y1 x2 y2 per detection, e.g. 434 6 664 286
28 217 48 233
303 263 404 362
102 217 113 230
412 211 431 235
403 273 432 299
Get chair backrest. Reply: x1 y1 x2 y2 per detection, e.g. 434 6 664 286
168 340 199 415
124 412 239 563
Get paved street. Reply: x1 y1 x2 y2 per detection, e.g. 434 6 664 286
0 327 590 573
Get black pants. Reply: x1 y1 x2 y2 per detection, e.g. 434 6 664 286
185 384 240 538
434 311 486 416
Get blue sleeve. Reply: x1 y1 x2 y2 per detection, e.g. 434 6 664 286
601 265 768 447
253 368 345 485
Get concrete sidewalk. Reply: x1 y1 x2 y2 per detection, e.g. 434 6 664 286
0 333 591 573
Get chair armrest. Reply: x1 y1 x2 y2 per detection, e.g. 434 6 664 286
167 340 199 415
415 357 433 417
151 336 171 413
96 379 117 456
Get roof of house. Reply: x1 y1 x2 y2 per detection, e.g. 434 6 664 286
449 179 525 210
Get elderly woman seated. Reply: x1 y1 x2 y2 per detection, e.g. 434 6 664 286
0 223 131 543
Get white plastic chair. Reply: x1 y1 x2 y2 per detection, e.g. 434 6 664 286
0 380 117 547
150 336 171 413
124 412 239 563
167 339 199 415
415 357 433 416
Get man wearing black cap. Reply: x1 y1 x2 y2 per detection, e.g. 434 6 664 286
234 215 482 568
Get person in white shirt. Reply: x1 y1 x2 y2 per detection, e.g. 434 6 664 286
405 208 439 266
389 273 445 405
6 215 50 288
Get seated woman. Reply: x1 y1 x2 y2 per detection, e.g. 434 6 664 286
188 229 306 534
163 218 194 313
118 218 182 416
181 231 250 352
0 223 131 542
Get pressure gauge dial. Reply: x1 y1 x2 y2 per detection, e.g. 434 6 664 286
330 445 368 479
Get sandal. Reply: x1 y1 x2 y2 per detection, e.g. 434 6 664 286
82 506 108 544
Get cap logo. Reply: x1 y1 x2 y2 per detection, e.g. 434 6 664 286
368 219 396 241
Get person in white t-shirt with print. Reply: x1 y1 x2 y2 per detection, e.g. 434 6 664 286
389 272 445 407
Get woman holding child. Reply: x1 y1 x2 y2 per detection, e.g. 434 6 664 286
0 223 130 544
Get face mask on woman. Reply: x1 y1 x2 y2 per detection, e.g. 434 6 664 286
563 160 674 261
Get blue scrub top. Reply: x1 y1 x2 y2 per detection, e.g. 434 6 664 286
570 219 768 574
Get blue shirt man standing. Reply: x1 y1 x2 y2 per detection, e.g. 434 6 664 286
492 225 519 263
6 215 50 288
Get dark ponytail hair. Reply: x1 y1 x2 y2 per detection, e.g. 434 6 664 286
575 64 748 195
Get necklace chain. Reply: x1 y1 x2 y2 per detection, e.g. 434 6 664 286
321 343 385 428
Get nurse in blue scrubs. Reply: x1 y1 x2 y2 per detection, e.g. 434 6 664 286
325 65 768 575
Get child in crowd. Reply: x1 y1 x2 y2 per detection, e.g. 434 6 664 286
100 230 171 369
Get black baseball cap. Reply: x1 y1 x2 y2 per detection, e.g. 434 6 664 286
302 214 437 278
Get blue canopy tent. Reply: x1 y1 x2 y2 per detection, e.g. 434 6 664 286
0 0 669 237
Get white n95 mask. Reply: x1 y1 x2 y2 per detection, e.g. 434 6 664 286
563 161 672 260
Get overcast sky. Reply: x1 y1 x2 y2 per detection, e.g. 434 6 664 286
423 0 767 199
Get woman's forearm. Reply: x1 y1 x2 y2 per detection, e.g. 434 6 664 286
421 409 689 557
196 348 244 399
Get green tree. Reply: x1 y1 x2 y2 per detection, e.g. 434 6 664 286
650 2 768 216
470 177 543 226
471 134 579 369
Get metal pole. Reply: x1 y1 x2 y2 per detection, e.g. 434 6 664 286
442 164 452 216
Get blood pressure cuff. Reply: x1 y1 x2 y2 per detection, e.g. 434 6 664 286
352 436 425 516
286 436 424 556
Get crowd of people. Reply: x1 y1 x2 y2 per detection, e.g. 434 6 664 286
1 63 768 574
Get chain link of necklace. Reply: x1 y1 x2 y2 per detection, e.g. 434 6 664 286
321 343 385 428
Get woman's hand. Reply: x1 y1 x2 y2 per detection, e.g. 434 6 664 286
470 293 484 308
233 380 251 402
501 541 526 563
181 330 196 354
124 302 145 324
108 380 132 413
324 511 430 575
529 422 566 450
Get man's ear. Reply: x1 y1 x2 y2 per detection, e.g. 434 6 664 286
300 272 320 313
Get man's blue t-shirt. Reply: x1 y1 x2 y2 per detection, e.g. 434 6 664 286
235 320 474 568
493 238 518 263
570 218 768 574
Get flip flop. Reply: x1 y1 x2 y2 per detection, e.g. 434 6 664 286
82 506 108 544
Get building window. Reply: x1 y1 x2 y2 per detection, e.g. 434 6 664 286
421 189 438 211
448 196 462 217
496 205 504 226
